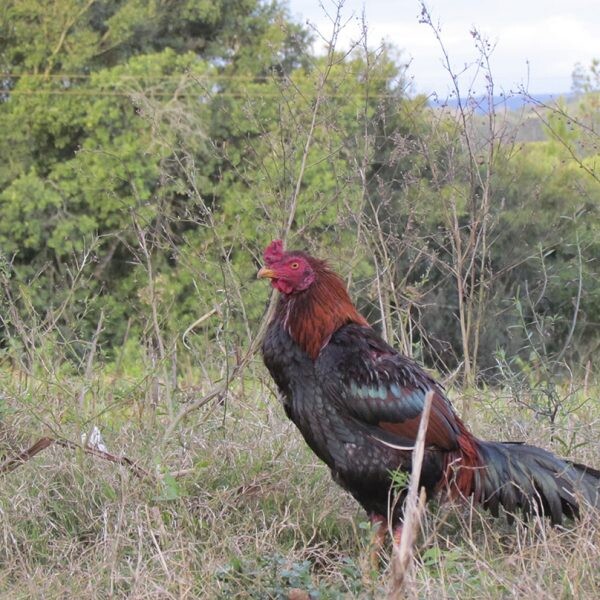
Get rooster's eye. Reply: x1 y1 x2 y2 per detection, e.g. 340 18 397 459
290 262 299 270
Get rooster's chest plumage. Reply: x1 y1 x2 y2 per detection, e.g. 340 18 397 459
262 322 411 513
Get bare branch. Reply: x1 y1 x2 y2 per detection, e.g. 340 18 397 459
0 436 152 481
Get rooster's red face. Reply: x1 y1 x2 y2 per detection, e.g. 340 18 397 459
258 240 316 295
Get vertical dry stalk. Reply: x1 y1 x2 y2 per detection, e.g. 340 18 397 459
131 215 175 421
417 2 520 392
78 308 104 417
388 390 434 598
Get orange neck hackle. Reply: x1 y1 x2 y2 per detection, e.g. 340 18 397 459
276 262 370 359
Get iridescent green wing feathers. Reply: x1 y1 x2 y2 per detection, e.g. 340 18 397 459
315 324 463 451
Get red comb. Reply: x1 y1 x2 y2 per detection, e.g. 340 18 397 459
264 239 284 265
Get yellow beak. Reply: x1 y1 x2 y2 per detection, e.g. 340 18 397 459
257 266 277 279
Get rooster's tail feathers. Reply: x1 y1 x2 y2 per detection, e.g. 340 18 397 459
446 439 600 524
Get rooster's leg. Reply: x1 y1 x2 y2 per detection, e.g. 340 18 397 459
392 524 403 547
369 514 387 570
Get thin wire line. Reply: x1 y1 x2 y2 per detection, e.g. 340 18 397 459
1 72 397 81
2 90 398 98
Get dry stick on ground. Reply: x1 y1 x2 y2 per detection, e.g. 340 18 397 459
388 390 434 598
0 436 153 481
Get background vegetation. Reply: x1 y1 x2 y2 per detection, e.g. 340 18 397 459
0 0 599 597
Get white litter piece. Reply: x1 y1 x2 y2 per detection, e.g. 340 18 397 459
82 426 109 453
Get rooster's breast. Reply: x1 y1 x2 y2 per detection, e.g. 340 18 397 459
261 323 416 508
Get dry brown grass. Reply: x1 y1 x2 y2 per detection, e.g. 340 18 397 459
1 367 599 599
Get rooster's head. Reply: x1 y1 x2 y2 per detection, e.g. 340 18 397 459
257 240 317 295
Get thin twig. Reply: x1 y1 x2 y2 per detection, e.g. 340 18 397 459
182 306 220 349
556 234 583 364
78 309 104 415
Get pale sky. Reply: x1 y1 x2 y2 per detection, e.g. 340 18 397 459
287 0 599 96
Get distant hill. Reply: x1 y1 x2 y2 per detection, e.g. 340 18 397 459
429 93 576 114
427 92 583 143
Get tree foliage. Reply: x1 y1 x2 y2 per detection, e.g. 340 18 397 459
0 0 599 384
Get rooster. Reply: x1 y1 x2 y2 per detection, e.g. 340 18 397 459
258 240 600 545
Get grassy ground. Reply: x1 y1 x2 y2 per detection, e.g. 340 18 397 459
1 364 599 599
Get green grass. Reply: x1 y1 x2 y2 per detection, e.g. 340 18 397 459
1 365 599 598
